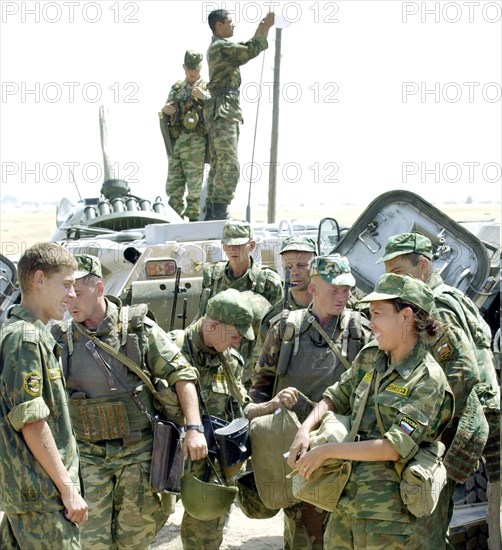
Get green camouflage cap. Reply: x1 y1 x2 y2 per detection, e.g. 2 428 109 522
207 289 255 340
74 254 102 279
377 232 433 263
221 221 254 245
359 273 434 313
184 50 203 70
310 254 356 287
280 236 317 255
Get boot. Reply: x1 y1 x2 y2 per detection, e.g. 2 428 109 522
211 203 229 220
203 203 213 221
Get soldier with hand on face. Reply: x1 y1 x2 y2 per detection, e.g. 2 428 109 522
0 243 88 549
161 50 208 222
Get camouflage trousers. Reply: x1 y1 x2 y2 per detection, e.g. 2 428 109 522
283 502 327 549
166 131 207 221
205 118 240 206
0 510 80 549
324 512 414 549
79 458 171 549
180 458 235 550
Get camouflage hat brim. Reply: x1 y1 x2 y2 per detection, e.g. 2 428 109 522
237 324 255 341
321 272 356 288
376 250 415 264
222 237 252 245
359 290 401 303
74 269 92 279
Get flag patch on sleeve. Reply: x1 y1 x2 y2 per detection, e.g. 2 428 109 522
399 415 418 435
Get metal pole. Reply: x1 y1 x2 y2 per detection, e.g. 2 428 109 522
267 27 282 224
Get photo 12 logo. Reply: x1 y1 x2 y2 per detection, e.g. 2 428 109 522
402 162 501 184
402 82 501 103
401 2 501 23
200 2 340 24
1 82 140 104
1 1 140 24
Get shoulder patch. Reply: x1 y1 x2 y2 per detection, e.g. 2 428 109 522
436 337 453 361
399 415 418 435
24 372 42 397
362 372 373 383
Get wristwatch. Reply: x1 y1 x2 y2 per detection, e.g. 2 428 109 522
185 424 205 433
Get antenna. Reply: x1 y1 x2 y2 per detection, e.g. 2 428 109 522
69 168 83 202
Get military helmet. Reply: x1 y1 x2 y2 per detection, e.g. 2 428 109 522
236 471 279 519
180 465 237 521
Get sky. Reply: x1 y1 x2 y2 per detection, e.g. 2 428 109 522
1 0 501 219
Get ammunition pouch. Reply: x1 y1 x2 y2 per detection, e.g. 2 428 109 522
68 392 151 443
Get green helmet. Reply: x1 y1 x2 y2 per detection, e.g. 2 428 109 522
236 471 279 519
180 472 237 521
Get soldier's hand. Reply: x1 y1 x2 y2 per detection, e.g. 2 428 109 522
162 103 177 115
262 12 275 29
274 387 298 409
183 430 208 461
287 427 310 470
61 486 88 525
192 87 204 100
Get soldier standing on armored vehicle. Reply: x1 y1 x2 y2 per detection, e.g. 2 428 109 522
0 243 88 548
161 50 208 222
203 9 275 220
250 255 372 549
380 232 500 549
52 254 207 549
169 289 297 550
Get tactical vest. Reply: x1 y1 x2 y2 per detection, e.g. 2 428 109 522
61 302 156 444
167 79 207 138
275 308 368 421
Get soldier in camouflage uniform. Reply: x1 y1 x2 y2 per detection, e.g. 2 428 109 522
290 274 454 549
170 289 296 550
51 255 207 550
0 243 88 549
196 220 283 319
203 10 275 220
162 50 208 221
380 232 500 549
260 236 317 340
251 255 372 550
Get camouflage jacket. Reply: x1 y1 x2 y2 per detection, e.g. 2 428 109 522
427 270 499 412
0 305 81 513
250 306 372 421
166 77 207 138
196 257 284 320
205 34 268 123
323 340 453 523
259 290 306 343
169 318 250 421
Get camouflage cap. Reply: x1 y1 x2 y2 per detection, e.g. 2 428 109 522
377 232 433 263
221 221 254 245
184 50 203 70
359 273 434 314
74 254 102 279
207 289 255 340
310 254 356 287
280 236 317 255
